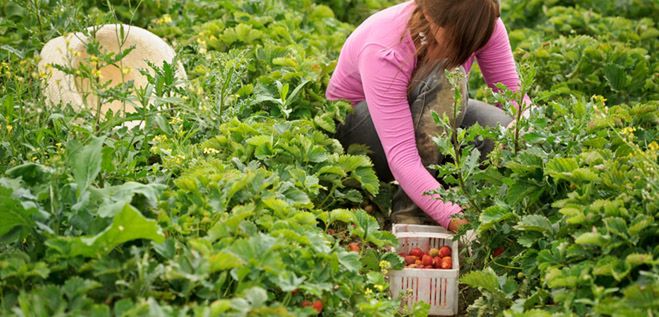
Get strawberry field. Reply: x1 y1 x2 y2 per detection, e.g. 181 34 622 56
0 0 657 316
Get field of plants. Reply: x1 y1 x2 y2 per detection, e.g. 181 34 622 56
0 0 657 316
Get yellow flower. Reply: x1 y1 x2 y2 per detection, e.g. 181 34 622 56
379 260 391 270
374 284 385 292
203 147 220 155
621 127 636 137
364 288 373 296
648 141 659 152
591 95 607 106
152 134 168 144
169 116 183 125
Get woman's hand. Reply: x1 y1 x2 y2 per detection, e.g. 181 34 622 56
448 217 469 233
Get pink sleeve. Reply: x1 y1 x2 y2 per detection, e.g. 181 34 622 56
358 45 462 229
476 18 532 109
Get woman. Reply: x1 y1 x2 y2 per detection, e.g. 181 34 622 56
326 0 531 232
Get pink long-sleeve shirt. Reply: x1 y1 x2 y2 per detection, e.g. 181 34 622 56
326 1 528 228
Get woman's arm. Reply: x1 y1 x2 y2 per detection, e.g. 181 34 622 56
476 18 532 112
358 45 462 229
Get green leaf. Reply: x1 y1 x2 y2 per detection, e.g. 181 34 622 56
603 63 628 91
479 205 515 232
68 136 105 195
545 157 579 182
91 182 165 218
461 268 502 295
352 167 379 195
352 210 380 240
603 217 629 240
314 113 336 133
46 204 165 257
574 232 606 247
319 209 355 225
625 253 653 267
209 251 244 272
5 163 54 186
514 215 553 235
0 179 36 238
338 249 361 272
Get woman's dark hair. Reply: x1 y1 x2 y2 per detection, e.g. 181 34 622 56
407 0 500 82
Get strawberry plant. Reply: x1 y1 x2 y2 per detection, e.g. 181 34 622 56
1 0 657 315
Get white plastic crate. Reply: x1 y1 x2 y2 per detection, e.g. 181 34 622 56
389 224 459 316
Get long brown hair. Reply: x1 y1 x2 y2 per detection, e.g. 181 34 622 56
408 0 500 83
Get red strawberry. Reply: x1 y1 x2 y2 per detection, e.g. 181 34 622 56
404 255 417 265
421 255 433 266
348 242 360 252
440 256 452 269
409 247 423 257
493 247 505 257
439 246 452 258
302 300 323 314
432 256 442 268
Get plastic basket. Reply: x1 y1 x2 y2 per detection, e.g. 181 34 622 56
389 224 459 316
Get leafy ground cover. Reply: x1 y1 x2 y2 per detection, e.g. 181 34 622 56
1 0 657 316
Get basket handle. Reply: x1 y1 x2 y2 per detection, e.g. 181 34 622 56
394 231 455 241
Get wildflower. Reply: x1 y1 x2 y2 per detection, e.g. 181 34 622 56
379 260 391 271
92 68 103 79
648 141 659 152
591 95 607 106
203 147 220 155
169 116 183 125
621 127 636 140
152 134 168 144
374 284 385 292
364 288 373 296
121 67 131 76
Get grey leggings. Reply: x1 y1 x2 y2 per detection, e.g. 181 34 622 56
335 66 512 224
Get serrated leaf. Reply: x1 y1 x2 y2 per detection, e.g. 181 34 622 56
209 251 244 272
338 249 361 272
514 215 553 235
479 205 515 232
353 167 379 195
625 253 653 267
575 232 605 247
460 268 501 295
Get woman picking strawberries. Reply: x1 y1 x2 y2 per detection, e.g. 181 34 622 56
326 0 532 232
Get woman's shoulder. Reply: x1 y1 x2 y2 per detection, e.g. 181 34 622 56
348 1 417 54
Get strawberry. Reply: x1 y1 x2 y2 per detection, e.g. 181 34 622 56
439 246 452 258
440 256 452 269
421 254 433 266
312 300 323 313
409 247 424 257
404 255 417 265
302 300 323 314
348 242 360 252
493 247 505 257
432 256 442 268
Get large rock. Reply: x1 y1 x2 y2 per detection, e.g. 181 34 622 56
39 24 186 118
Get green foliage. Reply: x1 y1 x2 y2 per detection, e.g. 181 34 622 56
1 0 657 315
0 0 408 315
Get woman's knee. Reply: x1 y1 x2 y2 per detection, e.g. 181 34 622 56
463 99 513 128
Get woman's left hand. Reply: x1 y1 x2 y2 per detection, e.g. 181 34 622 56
448 217 469 233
